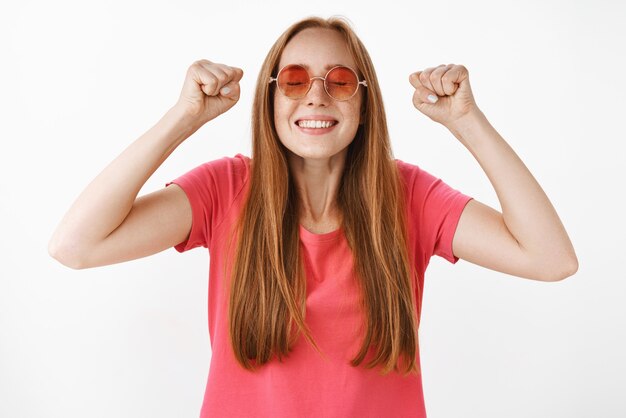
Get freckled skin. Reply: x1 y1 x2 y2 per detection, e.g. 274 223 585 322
273 27 364 231
274 28 363 164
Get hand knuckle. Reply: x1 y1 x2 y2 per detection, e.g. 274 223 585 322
215 71 228 85
205 74 218 87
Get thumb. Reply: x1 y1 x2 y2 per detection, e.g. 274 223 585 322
219 81 241 100
413 87 439 106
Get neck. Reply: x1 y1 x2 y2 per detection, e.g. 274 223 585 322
287 150 345 230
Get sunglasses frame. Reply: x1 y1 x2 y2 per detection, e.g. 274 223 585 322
268 64 368 101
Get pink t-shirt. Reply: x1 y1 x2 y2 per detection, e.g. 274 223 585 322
165 153 473 418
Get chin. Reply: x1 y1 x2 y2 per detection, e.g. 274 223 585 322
286 144 349 162
277 129 354 162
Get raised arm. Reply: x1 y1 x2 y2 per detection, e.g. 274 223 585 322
409 64 578 281
48 60 243 269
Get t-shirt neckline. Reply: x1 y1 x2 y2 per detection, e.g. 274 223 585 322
299 224 343 244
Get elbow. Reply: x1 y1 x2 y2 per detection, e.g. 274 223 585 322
48 240 85 270
543 255 579 282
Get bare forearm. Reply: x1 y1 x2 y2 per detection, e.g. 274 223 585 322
447 108 577 264
49 105 201 260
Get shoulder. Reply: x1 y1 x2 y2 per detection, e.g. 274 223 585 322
394 158 418 173
186 153 251 185
172 153 251 199
394 158 423 186
205 153 250 175
394 158 441 186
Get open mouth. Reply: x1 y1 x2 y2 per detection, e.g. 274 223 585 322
294 119 339 129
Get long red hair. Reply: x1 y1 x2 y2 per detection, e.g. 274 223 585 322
225 16 421 376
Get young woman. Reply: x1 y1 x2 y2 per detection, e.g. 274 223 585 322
49 16 578 418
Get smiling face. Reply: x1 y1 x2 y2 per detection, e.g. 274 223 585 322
273 28 364 163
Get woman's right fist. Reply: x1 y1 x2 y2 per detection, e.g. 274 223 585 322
175 60 244 124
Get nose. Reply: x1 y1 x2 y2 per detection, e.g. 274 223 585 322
305 76 330 105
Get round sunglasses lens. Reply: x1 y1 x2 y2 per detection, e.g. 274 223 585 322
326 67 359 100
277 65 309 98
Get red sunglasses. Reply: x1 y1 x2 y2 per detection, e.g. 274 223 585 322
269 64 367 101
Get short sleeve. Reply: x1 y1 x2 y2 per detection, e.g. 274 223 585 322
164 153 250 253
399 160 473 264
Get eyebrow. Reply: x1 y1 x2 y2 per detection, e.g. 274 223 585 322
295 63 345 70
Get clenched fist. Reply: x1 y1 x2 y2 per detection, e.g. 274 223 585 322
176 60 244 125
409 64 478 127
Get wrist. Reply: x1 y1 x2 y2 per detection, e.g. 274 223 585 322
167 104 206 136
446 107 487 142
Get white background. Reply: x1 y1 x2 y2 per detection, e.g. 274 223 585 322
1 0 624 417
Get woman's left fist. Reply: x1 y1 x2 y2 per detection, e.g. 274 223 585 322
409 64 478 127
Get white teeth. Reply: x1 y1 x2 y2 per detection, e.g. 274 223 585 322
297 120 336 129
